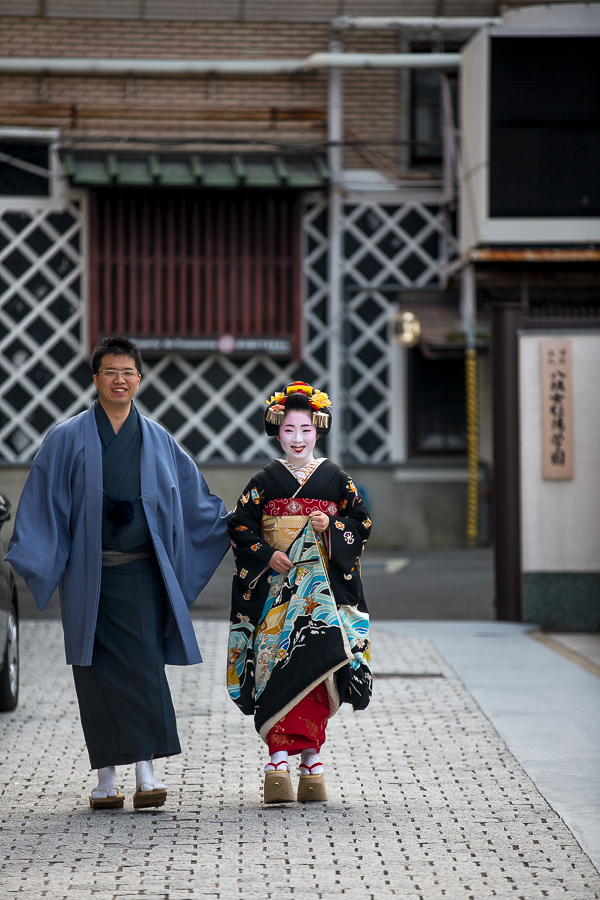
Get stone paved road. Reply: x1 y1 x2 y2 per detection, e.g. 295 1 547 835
1 621 599 899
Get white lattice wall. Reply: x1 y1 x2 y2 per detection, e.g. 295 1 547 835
341 199 456 462
0 190 453 466
0 197 94 463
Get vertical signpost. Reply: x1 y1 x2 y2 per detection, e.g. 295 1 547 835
541 339 574 481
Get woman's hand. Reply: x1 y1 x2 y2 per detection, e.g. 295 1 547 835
309 510 330 534
270 550 294 573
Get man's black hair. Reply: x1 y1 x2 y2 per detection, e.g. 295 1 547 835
91 337 142 375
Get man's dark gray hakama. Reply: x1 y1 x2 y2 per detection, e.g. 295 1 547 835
72 402 181 770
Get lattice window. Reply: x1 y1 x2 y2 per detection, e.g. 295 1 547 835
302 199 329 389
342 200 456 463
0 199 92 463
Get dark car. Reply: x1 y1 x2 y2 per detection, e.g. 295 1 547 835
0 493 18 711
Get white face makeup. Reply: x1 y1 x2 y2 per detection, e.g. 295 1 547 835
278 410 317 467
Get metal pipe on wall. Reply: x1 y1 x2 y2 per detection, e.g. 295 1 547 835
302 53 461 70
396 32 411 173
326 37 344 465
333 16 501 30
0 53 461 77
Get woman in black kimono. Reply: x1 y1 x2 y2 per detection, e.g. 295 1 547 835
227 382 372 803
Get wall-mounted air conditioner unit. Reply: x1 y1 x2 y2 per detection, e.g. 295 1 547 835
460 3 600 252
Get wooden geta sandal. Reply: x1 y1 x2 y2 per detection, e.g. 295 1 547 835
133 786 167 809
89 790 125 810
297 762 327 802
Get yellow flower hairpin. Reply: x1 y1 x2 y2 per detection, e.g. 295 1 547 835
311 390 331 409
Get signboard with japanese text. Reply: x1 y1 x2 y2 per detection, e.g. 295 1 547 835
541 339 574 480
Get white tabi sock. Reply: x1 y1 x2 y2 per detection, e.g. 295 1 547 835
135 759 166 792
300 748 324 776
91 766 119 799
264 750 289 773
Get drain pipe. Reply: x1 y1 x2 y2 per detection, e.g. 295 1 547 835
326 37 344 465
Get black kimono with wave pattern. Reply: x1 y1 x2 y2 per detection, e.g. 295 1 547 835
229 458 372 718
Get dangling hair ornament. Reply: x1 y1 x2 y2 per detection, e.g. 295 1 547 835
313 410 330 429
265 403 285 426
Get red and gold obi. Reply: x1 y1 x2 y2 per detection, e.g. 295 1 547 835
261 498 338 552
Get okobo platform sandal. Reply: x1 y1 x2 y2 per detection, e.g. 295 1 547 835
263 760 295 804
297 762 327 802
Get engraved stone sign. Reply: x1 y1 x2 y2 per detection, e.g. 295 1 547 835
541 339 573 480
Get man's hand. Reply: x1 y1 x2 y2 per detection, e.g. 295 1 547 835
309 511 330 534
270 550 293 573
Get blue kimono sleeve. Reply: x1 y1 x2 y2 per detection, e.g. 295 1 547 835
174 446 231 605
5 449 72 610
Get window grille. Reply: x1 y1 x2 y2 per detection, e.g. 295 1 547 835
89 188 302 357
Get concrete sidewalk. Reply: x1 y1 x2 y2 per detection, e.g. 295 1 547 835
377 621 600 873
1 620 599 899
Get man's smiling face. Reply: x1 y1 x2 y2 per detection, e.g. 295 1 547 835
93 352 141 413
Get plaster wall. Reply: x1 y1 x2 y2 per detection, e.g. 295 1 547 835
347 467 468 549
520 332 600 573
0 463 471 551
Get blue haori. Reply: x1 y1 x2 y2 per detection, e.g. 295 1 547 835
6 402 230 667
227 521 371 742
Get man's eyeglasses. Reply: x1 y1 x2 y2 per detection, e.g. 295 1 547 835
96 368 140 380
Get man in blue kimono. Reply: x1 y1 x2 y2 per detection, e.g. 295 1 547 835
6 337 230 810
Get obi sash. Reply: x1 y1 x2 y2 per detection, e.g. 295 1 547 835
261 498 338 552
